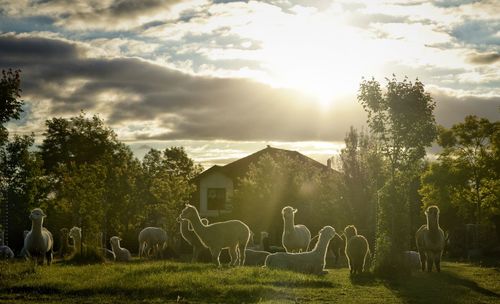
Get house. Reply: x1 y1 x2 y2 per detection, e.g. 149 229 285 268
192 145 336 218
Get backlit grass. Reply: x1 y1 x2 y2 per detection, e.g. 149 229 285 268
0 260 498 303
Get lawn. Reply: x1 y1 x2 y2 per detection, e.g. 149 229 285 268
0 260 499 303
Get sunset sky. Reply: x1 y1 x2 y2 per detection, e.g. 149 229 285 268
1 0 499 167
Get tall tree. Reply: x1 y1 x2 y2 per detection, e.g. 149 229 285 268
338 127 385 245
358 76 437 275
0 69 23 145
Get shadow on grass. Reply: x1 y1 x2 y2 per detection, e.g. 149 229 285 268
385 270 500 304
349 272 378 286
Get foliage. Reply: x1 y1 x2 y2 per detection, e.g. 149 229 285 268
337 126 385 243
0 69 23 145
420 116 500 247
358 76 437 275
232 152 340 243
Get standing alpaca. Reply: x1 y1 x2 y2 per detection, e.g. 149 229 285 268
178 216 210 262
110 236 132 262
57 228 73 258
179 204 251 266
344 225 370 275
138 227 168 259
265 226 336 275
281 206 311 253
24 208 54 265
416 205 445 272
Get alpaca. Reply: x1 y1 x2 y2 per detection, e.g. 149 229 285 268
281 206 311 253
24 208 54 265
416 205 445 272
57 228 73 258
261 231 286 253
265 226 336 275
110 236 132 262
307 231 345 266
179 216 210 262
0 231 14 260
138 227 168 259
344 225 370 275
404 251 421 272
179 204 251 266
69 227 115 260
244 249 271 266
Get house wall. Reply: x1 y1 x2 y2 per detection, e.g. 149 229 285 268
199 171 233 217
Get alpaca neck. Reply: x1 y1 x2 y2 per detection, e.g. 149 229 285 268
283 215 295 232
427 216 439 233
73 235 82 252
31 219 43 235
187 210 209 241
312 235 331 259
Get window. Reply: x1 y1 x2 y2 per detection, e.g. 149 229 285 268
207 188 226 210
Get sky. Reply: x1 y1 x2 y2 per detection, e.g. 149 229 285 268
1 0 499 168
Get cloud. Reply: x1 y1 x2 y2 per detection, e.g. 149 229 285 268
466 52 500 65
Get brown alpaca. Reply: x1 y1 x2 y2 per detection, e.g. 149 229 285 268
344 225 370 275
416 205 445 272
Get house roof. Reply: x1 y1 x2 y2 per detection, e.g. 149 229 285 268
195 145 338 182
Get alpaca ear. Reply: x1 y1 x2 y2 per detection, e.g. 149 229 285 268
293 208 298 213
187 222 194 231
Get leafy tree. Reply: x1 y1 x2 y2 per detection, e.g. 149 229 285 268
0 135 46 250
232 152 340 244
358 76 437 275
420 116 500 246
337 127 385 245
142 147 203 244
0 69 23 145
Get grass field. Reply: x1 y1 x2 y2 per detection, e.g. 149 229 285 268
0 260 499 303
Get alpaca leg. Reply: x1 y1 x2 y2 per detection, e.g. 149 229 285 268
46 250 53 265
228 246 238 266
210 248 222 266
435 254 441 272
419 251 426 271
192 247 199 263
426 253 433 272
238 243 246 266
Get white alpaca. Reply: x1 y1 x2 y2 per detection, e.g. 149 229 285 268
0 231 14 260
24 208 54 265
110 236 132 262
138 227 168 259
179 204 251 266
179 217 209 262
404 251 421 272
416 205 445 272
265 226 336 275
244 249 271 266
281 206 311 253
69 227 115 260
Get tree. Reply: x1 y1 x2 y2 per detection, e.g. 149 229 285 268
0 135 46 250
420 116 500 247
337 127 385 245
232 152 340 244
0 69 23 145
358 76 437 275
142 147 203 244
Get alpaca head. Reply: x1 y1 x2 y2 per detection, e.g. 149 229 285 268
319 226 336 240
69 227 81 241
281 206 297 220
60 228 69 239
343 225 358 240
425 205 440 219
180 204 199 223
261 231 269 239
29 208 46 221
110 236 122 247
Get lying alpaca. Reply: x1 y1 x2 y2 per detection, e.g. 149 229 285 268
265 226 336 275
281 206 311 253
179 204 251 266
404 250 421 272
344 225 370 275
0 231 14 260
178 216 210 262
244 249 271 266
110 236 132 262
261 231 286 253
138 227 168 259
416 205 445 272
24 208 54 265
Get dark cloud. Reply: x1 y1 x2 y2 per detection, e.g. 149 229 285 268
451 20 500 49
467 52 500 64
1 35 498 143
432 0 480 8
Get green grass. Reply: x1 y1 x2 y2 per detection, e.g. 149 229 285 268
0 260 499 303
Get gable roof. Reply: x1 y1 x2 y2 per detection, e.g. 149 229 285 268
195 145 337 182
